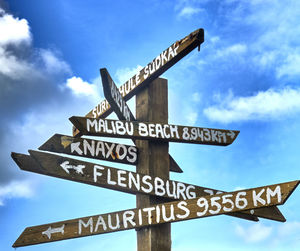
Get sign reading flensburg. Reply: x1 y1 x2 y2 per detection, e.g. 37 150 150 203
12 151 286 223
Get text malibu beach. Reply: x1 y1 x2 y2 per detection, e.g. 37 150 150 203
70 117 239 146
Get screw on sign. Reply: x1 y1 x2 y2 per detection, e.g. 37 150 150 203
12 151 286 222
12 181 299 247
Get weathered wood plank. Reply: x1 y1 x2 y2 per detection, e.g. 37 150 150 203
11 151 285 222
13 180 299 247
72 28 204 137
70 117 239 146
101 67 135 122
39 134 138 165
101 69 182 173
135 77 170 250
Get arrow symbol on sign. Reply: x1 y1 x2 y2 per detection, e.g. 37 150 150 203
71 142 83 155
42 224 65 239
60 161 85 174
227 130 235 139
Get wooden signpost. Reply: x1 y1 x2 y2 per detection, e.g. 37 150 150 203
12 180 299 247
73 28 204 137
11 28 297 250
39 134 138 165
101 68 135 122
101 67 182 173
70 117 239 146
11 150 286 222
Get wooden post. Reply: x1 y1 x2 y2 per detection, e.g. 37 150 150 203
136 78 171 251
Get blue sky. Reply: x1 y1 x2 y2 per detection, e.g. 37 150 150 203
1 0 300 250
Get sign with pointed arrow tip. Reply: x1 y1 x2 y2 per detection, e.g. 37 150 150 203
12 151 286 223
73 28 204 137
70 117 239 146
100 68 182 172
39 134 138 165
42 225 65 240
13 180 298 247
101 67 135 122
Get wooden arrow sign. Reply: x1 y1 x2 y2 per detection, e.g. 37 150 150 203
39 134 138 165
12 151 286 223
70 117 239 146
73 28 204 137
13 180 299 247
101 67 135 122
100 67 182 173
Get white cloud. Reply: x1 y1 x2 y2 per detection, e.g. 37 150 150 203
0 8 70 80
0 180 35 206
65 76 98 97
215 43 247 58
0 8 34 79
178 6 203 18
0 46 33 79
235 223 272 243
39 49 71 74
192 92 201 103
115 65 143 85
185 110 198 126
277 221 300 237
0 8 31 46
226 0 300 78
204 87 300 123
276 54 300 79
233 186 246 191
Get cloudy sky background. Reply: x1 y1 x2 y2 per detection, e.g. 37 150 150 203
1 0 300 250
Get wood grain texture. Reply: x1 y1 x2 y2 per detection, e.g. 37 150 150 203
12 180 298 247
11 151 285 222
72 28 204 137
135 78 171 251
70 116 239 146
101 68 182 173
39 134 138 165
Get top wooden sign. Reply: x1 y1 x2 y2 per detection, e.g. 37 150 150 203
73 28 204 136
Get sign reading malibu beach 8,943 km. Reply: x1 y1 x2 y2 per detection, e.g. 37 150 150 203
11 28 298 250
70 117 239 146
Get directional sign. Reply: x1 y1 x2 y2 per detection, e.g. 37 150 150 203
100 67 182 172
12 151 286 222
42 225 65 239
101 67 135 122
39 134 138 165
13 180 299 247
70 117 239 146
73 28 204 137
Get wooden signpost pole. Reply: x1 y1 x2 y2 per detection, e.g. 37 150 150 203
136 78 171 250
